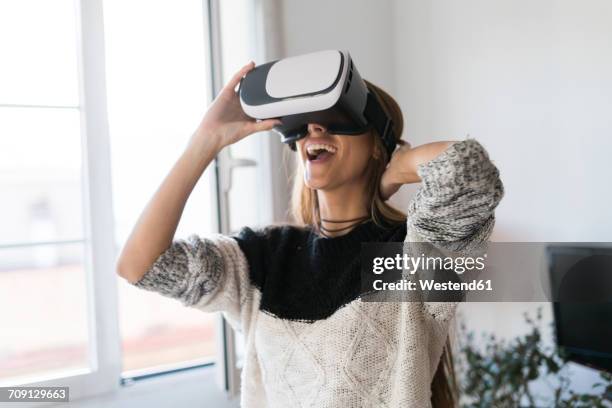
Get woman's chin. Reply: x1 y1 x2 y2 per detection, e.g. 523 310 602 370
304 178 329 190
303 164 332 189
303 173 335 190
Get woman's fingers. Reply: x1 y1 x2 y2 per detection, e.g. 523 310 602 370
224 61 255 93
396 139 411 149
244 118 282 135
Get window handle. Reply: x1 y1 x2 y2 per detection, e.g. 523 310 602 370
217 148 257 193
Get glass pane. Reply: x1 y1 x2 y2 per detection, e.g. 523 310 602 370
0 107 83 246
118 280 217 372
0 244 89 383
103 0 218 373
0 0 79 106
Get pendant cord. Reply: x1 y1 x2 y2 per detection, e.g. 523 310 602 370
317 216 371 238
320 215 370 223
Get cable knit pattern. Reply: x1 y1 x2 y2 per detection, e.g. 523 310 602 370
130 138 504 407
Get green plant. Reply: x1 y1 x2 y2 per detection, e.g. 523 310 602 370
456 307 612 407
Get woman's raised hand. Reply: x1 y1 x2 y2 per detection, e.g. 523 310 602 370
379 140 456 200
191 61 281 152
380 141 415 200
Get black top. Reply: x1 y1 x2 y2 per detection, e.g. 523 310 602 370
232 220 406 322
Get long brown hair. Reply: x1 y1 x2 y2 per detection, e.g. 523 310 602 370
289 79 458 407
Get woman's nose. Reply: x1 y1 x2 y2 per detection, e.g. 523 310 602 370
307 123 327 135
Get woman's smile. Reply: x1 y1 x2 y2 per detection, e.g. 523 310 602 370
300 137 341 179
305 142 337 163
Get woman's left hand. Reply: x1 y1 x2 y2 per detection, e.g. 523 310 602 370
379 141 419 200
380 140 456 200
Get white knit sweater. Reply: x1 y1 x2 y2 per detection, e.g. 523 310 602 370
131 139 504 407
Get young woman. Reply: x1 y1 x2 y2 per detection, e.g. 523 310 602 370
117 61 504 407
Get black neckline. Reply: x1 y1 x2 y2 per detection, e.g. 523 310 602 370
306 220 400 256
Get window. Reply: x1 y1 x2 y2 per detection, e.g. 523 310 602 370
103 0 219 376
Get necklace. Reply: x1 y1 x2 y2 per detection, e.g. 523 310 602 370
318 215 371 238
320 216 370 224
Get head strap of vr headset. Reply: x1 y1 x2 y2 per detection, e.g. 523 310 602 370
364 91 397 158
288 91 397 159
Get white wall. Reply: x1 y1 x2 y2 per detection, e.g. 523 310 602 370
279 0 397 94
393 0 612 243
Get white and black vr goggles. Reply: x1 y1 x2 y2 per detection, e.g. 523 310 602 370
238 50 397 158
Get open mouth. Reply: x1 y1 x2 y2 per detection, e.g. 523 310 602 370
306 143 337 162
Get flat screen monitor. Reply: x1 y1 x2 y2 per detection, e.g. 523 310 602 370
547 245 612 373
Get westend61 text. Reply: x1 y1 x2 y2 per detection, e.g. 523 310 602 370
372 279 493 292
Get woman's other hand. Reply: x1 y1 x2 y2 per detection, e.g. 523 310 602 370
380 141 416 200
380 140 455 200
189 61 281 153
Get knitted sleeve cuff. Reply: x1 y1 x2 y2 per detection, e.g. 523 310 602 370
407 138 504 251
132 234 225 307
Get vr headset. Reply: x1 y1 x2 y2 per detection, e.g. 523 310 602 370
238 50 397 157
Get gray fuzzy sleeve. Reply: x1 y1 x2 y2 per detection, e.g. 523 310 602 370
406 138 504 251
406 138 504 323
130 234 252 329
